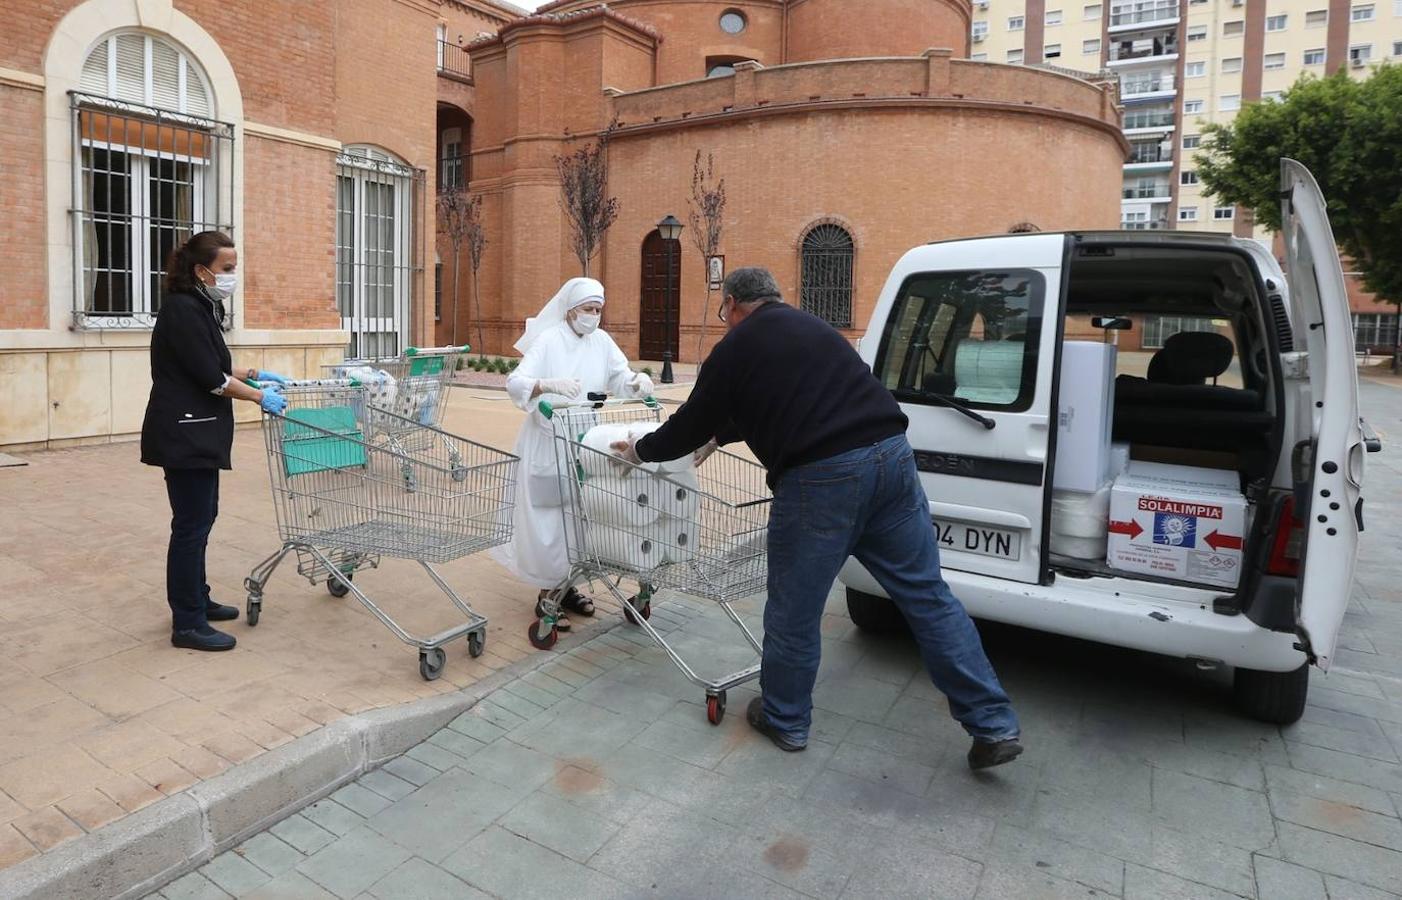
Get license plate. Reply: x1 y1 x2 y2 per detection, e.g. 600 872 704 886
933 518 1021 560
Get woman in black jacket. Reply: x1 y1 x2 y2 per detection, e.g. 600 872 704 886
141 231 289 652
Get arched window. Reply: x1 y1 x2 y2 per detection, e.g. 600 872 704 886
72 32 232 328
800 223 854 328
337 146 421 358
705 55 754 78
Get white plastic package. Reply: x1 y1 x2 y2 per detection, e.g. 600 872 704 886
581 475 662 528
587 523 665 572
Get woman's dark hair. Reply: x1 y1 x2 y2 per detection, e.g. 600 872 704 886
165 230 235 295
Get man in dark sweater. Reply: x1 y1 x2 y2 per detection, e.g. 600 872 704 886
615 267 1022 770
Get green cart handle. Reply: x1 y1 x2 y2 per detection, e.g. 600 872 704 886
536 394 658 421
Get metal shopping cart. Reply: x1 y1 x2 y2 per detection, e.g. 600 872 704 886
243 379 517 680
324 345 470 453
530 396 771 724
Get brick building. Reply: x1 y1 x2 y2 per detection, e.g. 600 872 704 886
435 0 1130 360
0 0 517 450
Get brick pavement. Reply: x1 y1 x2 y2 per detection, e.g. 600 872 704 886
151 377 1402 899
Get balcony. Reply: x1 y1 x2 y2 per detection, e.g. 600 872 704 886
1125 146 1174 170
1108 37 1179 66
1109 2 1181 32
1120 75 1176 101
437 39 472 82
1120 218 1171 230
1122 186 1173 204
1122 109 1176 132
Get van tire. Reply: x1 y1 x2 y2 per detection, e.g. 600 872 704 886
846 588 908 633
1232 663 1309 725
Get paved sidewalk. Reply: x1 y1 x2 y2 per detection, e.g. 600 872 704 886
151 379 1402 899
0 389 609 871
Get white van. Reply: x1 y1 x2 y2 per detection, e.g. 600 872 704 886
839 161 1381 724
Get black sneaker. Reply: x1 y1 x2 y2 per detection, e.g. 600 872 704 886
746 698 806 752
968 738 1023 771
172 626 237 652
206 602 239 622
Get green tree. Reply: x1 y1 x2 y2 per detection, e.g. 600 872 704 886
1196 66 1402 360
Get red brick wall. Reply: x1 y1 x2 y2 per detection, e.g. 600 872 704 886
787 0 971 63
0 86 47 329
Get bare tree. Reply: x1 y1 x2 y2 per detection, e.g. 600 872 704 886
555 121 620 276
686 151 726 364
464 195 488 353
437 186 473 346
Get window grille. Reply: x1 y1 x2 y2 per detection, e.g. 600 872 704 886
800 224 854 329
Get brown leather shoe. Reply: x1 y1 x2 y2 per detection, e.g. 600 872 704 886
968 738 1023 771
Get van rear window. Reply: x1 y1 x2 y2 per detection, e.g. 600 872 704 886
872 269 1045 412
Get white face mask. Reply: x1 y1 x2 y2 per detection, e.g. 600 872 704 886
212 273 239 300
571 312 601 335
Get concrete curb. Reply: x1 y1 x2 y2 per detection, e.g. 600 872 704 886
0 645 574 900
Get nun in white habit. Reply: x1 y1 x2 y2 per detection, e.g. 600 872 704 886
493 277 654 627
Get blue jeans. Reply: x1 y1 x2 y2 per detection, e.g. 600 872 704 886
761 434 1020 745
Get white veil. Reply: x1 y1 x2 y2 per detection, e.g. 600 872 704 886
513 277 606 355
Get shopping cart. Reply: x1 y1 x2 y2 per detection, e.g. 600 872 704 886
323 345 469 453
531 396 771 724
243 379 517 680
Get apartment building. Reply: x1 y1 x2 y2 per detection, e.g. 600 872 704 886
972 0 1402 350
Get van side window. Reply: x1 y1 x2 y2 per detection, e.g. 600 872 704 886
873 269 1045 411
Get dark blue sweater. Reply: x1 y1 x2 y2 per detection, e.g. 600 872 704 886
635 302 908 486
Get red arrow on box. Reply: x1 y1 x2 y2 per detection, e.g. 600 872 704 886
1108 519 1144 540
1204 530 1243 551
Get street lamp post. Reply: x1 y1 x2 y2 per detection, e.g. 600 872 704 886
657 214 683 384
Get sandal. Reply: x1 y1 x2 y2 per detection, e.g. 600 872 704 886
535 595 573 632
559 587 596 618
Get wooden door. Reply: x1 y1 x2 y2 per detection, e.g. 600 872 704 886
640 230 681 361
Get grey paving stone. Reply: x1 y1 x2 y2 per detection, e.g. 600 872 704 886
812 673 906 724
1300 703 1394 736
200 850 273 897
509 697 652 760
826 737 937 796
405 740 472 773
1284 742 1402 794
1136 825 1255 898
443 825 630 900
923 750 1043 820
1286 723 1400 763
989 823 1125 895
296 825 412 899
1276 821 1402 895
329 782 393 819
595 741 711 804
715 732 839 795
484 687 546 721
1182 713 1290 764
365 857 491 900
632 716 739 770
539 762 655 826
1040 739 1153 810
501 679 562 711
1150 769 1275 851
881 693 968 741
426 725 488 761
1135 740 1267 792
242 870 340 899
381 754 441 787
1323 874 1402 900
570 672 685 720
356 769 416 803
733 829 862 898
1265 765 1402 817
270 813 338 855
297 800 366 839
366 767 524 863
1252 856 1328 900
974 865 1117 900
234 832 306 878
838 834 983 900
586 800 744 888
802 769 996 859
446 710 509 744
519 669 576 699
461 736 558 792
1123 864 1243 900
160 871 232 900
498 790 621 862
1270 789 1402 851
1027 786 1154 861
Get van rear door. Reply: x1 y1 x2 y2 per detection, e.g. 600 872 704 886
863 235 1065 584
1280 158 1366 671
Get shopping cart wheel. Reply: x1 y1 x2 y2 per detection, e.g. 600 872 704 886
527 619 559 651
706 692 726 726
327 573 352 598
467 631 485 658
419 647 446 681
246 596 261 627
624 599 652 626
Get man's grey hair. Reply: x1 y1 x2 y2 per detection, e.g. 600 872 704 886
723 267 783 305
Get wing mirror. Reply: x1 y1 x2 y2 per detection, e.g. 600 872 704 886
1092 316 1133 331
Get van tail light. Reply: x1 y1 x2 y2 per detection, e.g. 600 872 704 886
1267 495 1305 577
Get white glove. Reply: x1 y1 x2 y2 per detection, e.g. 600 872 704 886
538 378 581 399
694 438 719 467
629 372 655 398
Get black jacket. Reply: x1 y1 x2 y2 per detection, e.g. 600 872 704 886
140 291 236 470
636 302 908 486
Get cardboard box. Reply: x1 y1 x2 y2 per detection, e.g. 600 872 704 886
1055 341 1117 492
1107 462 1247 589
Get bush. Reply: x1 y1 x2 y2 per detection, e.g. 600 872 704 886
507 359 519 371
641 366 654 377
495 358 511 374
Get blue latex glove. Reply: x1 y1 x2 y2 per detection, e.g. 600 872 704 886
255 370 289 384
259 387 288 415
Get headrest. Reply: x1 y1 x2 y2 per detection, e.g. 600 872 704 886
1147 331 1233 385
